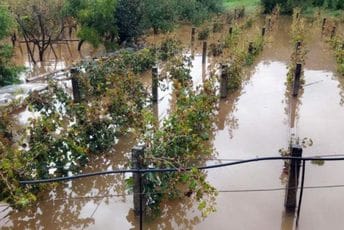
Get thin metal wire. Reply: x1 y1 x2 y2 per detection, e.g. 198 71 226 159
37 183 344 203
19 156 344 185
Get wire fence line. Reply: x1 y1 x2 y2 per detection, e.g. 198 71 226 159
19 184 344 204
19 155 344 185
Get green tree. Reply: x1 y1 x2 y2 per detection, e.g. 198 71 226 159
175 0 222 25
261 0 344 13
142 0 178 34
65 0 118 50
116 0 144 44
0 5 21 86
9 0 66 63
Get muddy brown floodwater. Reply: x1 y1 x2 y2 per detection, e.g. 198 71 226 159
11 39 105 79
1 16 344 230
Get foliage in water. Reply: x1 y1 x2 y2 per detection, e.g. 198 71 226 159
287 8 307 86
329 35 344 76
0 55 151 207
130 56 218 217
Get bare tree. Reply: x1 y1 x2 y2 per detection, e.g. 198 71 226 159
9 0 66 64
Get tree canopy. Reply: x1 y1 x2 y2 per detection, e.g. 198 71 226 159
261 0 344 13
0 5 21 86
63 0 223 47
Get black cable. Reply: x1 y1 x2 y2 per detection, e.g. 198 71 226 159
296 160 306 226
19 156 344 185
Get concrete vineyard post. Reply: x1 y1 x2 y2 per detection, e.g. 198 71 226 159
285 145 303 212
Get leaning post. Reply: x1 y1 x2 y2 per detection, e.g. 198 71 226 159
284 145 303 212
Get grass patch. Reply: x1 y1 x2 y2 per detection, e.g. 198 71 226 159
223 0 261 12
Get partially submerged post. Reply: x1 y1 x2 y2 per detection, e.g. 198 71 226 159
70 67 81 102
152 65 159 103
229 27 233 36
296 41 302 51
241 7 245 18
11 33 17 47
285 145 303 212
292 63 302 97
248 42 254 55
191 27 196 42
321 18 327 32
132 145 145 216
331 26 336 39
262 27 266 37
268 18 272 30
77 39 85 51
202 41 207 64
220 64 229 98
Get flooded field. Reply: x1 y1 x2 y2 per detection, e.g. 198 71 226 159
1 15 344 230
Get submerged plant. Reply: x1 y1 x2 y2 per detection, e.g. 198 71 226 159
287 8 308 86
329 36 344 76
126 55 219 217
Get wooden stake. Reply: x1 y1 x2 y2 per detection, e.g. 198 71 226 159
152 66 159 103
262 27 266 37
321 18 327 32
292 64 302 97
202 41 207 64
220 64 229 98
70 68 81 102
191 27 196 42
132 145 145 216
